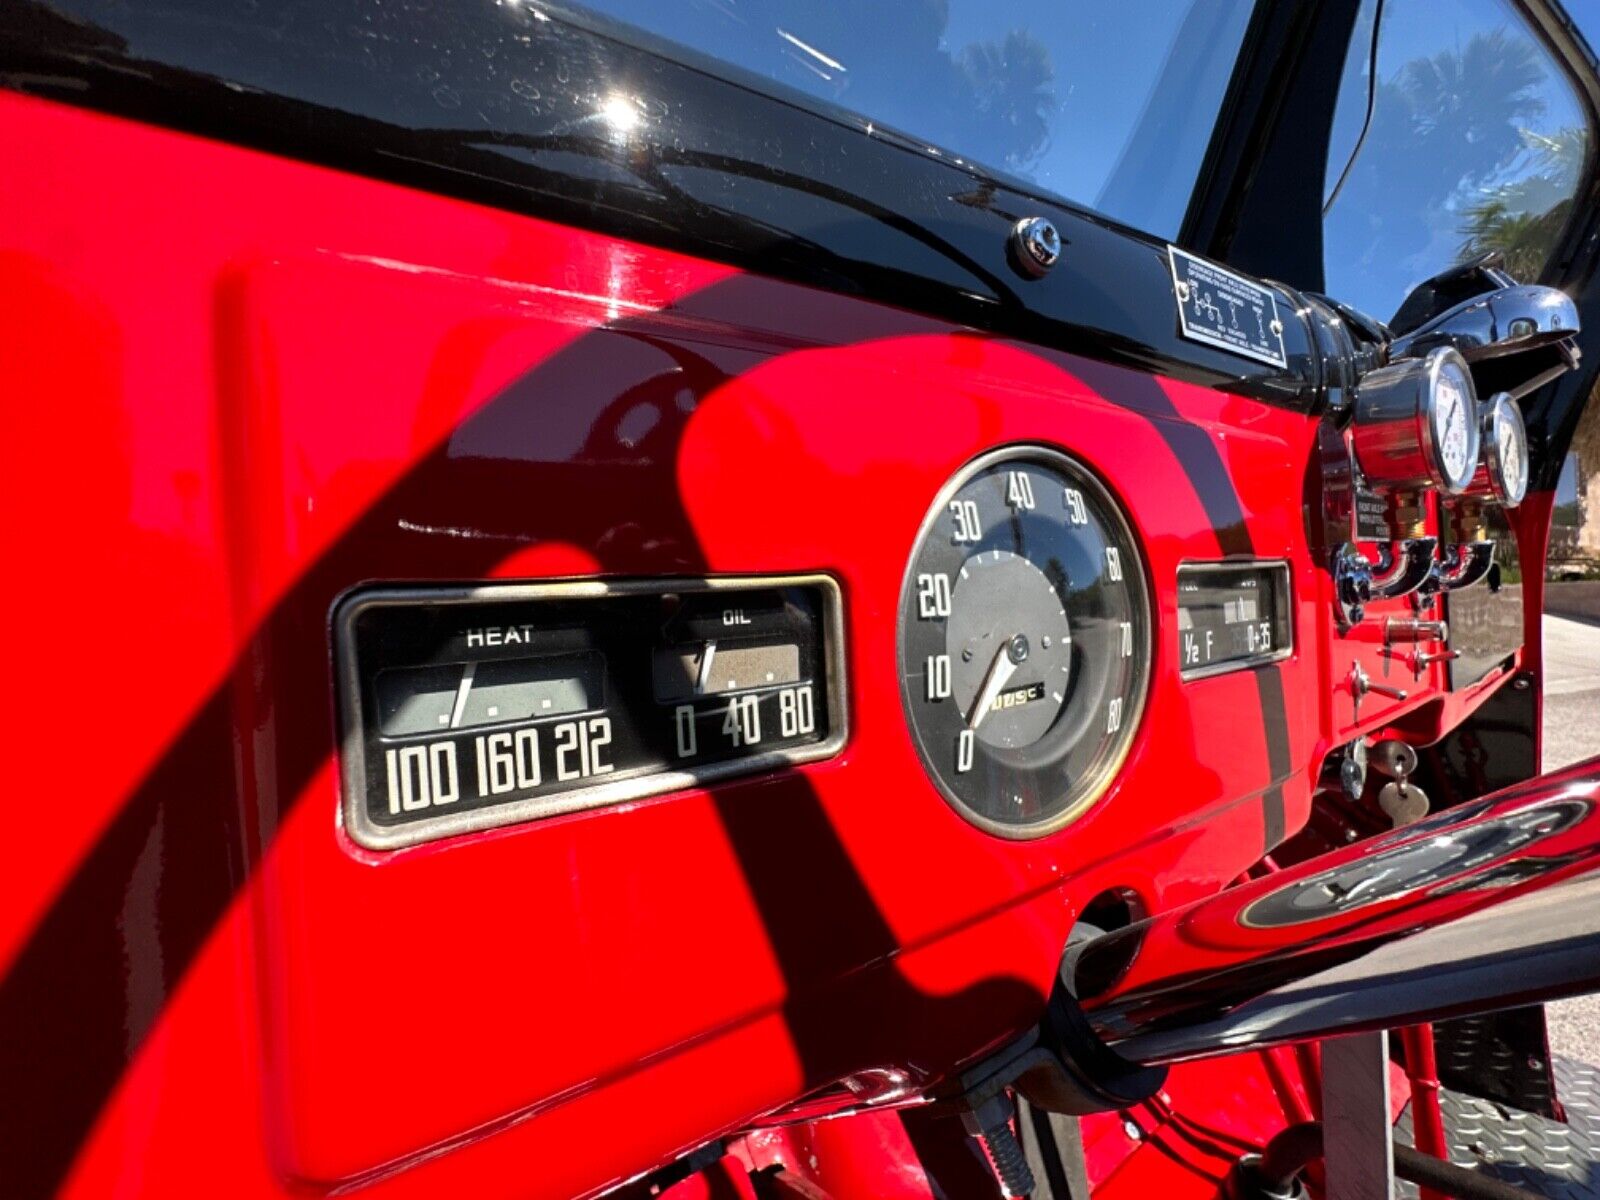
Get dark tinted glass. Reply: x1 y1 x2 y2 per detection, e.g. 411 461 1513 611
573 0 1256 239
1323 0 1591 321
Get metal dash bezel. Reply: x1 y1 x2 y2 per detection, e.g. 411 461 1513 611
333 575 849 851
1175 559 1294 682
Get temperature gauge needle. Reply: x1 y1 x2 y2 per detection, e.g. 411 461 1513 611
968 640 1019 731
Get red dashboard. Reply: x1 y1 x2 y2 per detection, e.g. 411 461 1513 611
0 89 1551 1199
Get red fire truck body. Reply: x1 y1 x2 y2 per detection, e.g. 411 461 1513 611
4 3 1600 1198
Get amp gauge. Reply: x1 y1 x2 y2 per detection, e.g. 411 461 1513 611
1351 346 1481 494
1464 392 1529 507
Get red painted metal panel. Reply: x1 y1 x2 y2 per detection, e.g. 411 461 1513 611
0 90 1518 1199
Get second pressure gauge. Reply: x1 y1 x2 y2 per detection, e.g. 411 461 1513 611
1467 392 1529 506
1351 346 1482 493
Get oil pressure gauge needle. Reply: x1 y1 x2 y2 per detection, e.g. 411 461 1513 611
968 639 1020 731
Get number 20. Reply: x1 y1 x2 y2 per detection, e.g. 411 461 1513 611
917 572 952 618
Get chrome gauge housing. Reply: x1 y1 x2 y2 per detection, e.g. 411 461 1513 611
1351 346 1482 494
1469 392 1530 507
897 445 1152 838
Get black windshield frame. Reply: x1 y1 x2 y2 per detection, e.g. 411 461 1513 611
1 0 1597 465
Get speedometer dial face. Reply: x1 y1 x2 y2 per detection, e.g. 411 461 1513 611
899 446 1152 837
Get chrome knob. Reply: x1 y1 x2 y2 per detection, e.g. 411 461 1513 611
1384 618 1448 644
1009 217 1061 278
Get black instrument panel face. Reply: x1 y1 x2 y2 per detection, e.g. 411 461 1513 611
335 578 846 849
1176 562 1293 681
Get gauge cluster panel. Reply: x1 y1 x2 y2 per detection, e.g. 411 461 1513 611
335 577 846 849
898 446 1152 838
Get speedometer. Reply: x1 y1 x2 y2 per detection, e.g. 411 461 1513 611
898 446 1152 837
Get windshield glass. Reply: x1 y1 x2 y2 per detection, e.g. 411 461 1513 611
1322 0 1591 322
573 0 1257 240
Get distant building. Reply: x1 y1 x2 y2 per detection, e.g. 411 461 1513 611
1555 388 1600 567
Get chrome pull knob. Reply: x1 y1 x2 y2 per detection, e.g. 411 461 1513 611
1414 649 1460 667
1350 663 1408 722
1384 618 1448 644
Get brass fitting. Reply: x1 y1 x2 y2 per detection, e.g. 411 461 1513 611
1449 498 1489 544
1386 491 1428 540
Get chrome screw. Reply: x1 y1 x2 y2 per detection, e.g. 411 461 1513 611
1010 216 1061 278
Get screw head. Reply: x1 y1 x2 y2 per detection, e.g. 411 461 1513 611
1010 217 1061 278
1007 634 1030 663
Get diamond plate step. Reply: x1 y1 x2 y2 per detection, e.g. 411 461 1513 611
1396 1056 1600 1198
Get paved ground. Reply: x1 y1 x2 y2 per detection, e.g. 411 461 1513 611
1541 614 1600 1066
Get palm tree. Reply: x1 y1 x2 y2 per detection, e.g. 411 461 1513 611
959 30 1055 169
1458 124 1586 280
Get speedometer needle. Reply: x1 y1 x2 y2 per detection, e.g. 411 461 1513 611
968 639 1019 731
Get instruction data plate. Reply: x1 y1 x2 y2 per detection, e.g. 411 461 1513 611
1168 246 1288 368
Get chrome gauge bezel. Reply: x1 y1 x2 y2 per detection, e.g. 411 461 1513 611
1478 391 1529 506
896 444 1154 840
1419 347 1481 494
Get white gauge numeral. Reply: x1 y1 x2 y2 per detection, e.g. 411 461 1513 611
1106 697 1123 734
950 499 982 543
925 654 952 700
723 695 762 746
917 572 952 618
674 705 697 758
554 717 613 781
386 742 461 813
1105 546 1123 582
1119 621 1134 657
1006 471 1036 509
1064 487 1089 526
474 728 542 797
956 729 975 773
779 686 815 737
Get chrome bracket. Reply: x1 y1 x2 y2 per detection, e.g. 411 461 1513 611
1420 541 1496 597
1368 537 1438 602
1333 545 1375 627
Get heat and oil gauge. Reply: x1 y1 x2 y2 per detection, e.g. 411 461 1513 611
336 577 846 849
899 446 1152 837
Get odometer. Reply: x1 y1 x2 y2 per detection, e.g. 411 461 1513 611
898 446 1152 837
336 577 846 849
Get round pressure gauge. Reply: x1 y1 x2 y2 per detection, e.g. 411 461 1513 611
1351 347 1482 494
1427 350 1480 491
898 446 1152 838
1470 392 1529 506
